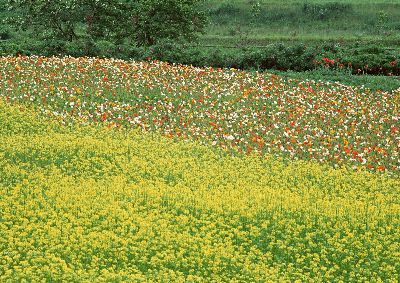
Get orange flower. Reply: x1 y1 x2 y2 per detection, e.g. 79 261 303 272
377 165 385 171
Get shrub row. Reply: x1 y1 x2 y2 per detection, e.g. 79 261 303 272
0 39 398 75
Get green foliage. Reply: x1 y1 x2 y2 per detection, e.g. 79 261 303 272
131 0 207 46
174 43 398 76
0 27 11 40
6 0 206 48
0 41 19 54
9 0 80 41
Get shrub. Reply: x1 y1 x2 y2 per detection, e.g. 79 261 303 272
0 28 11 40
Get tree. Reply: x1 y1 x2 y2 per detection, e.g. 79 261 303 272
7 0 207 48
129 0 207 46
8 0 83 41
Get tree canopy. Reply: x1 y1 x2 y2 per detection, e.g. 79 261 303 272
7 0 207 47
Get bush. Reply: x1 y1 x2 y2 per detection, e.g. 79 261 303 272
0 28 11 40
0 41 19 55
1 36 398 76
142 42 399 76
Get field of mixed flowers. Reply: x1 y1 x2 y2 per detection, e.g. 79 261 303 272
1 56 398 174
0 56 399 281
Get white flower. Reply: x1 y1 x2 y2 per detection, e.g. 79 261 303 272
224 135 235 141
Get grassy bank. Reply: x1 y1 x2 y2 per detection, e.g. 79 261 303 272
204 0 400 47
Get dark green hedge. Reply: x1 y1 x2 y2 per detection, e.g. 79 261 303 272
1 39 398 75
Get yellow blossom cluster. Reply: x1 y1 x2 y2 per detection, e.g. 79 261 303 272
0 100 399 281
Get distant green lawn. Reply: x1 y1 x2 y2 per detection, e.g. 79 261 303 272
203 0 400 47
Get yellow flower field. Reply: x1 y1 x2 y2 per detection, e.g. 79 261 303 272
0 98 399 282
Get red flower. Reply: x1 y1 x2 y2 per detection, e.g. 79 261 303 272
377 165 385 171
323 57 335 65
102 112 107 121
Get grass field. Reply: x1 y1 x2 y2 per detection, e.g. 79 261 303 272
204 0 400 47
1 78 399 281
